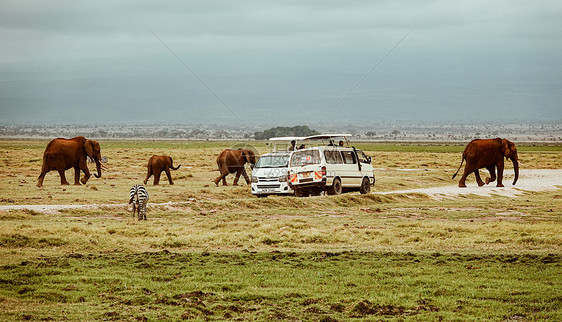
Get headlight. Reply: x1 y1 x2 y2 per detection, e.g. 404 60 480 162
278 175 287 182
251 176 258 183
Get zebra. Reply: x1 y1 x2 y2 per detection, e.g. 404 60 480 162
129 184 149 220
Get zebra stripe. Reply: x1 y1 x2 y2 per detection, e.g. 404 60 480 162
129 184 149 220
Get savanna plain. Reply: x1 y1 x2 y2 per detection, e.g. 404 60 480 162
0 139 560 321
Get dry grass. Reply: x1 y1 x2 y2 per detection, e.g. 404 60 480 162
0 139 560 262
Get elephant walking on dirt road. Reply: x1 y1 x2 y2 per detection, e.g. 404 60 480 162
213 149 256 186
37 136 104 187
452 138 519 188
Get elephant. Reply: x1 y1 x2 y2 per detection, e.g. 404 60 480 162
37 136 103 187
452 138 519 188
144 155 181 185
213 148 257 186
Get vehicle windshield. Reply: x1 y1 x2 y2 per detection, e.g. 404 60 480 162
255 155 289 168
290 150 321 167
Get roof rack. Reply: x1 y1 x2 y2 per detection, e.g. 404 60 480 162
301 133 352 140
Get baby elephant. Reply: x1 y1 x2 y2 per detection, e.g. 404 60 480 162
144 155 181 185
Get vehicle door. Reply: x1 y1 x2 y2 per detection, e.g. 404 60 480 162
323 149 344 186
356 150 374 182
340 149 361 186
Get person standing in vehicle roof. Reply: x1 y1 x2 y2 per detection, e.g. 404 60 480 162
288 140 296 151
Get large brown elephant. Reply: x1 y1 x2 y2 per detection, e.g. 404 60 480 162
452 138 519 188
37 136 103 187
144 155 181 185
213 149 256 186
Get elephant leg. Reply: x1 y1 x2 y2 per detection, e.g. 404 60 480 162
165 168 174 185
474 170 485 187
74 167 80 185
241 168 250 185
213 171 228 186
144 169 151 185
58 169 70 185
496 161 505 187
154 171 161 185
80 164 91 185
37 171 47 187
233 169 242 186
485 165 496 185
458 166 471 188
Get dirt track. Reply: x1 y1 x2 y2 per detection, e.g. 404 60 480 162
1 169 560 214
382 169 562 199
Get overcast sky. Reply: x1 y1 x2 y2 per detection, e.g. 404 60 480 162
1 0 561 125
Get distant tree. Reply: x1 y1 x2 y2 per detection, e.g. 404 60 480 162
366 131 376 137
254 125 319 140
189 129 206 137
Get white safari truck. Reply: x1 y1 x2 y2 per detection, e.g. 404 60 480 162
251 137 304 197
287 134 375 197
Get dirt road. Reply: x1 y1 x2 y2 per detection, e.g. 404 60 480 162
381 169 562 199
1 170 560 214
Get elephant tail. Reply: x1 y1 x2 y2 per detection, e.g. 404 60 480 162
452 153 466 180
216 151 226 172
38 153 53 177
170 158 181 171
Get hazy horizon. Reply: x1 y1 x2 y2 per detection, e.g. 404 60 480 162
1 1 561 125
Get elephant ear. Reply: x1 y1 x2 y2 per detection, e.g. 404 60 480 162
85 140 94 158
502 139 515 159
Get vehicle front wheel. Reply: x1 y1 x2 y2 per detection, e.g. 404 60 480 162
359 177 370 194
327 178 342 195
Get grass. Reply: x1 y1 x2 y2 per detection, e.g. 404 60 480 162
0 139 560 320
1 251 559 321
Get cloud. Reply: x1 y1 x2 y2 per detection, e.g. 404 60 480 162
0 0 561 123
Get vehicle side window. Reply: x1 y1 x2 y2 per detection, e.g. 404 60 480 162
324 151 343 164
357 150 371 164
341 151 356 164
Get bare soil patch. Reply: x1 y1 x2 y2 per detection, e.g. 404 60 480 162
380 169 562 199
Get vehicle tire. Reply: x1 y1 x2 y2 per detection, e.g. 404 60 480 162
327 178 342 195
359 177 370 194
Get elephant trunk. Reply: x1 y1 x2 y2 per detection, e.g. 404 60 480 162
512 158 518 185
94 159 102 178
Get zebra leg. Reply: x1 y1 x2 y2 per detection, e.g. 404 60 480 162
137 201 143 220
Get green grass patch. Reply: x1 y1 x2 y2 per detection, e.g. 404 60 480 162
0 251 559 321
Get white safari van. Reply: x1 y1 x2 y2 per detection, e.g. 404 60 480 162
287 134 375 197
251 137 304 197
